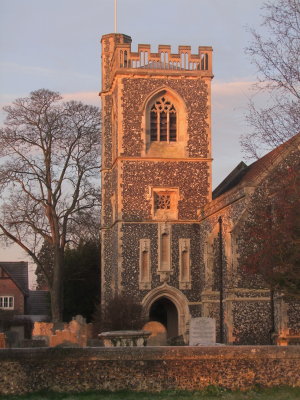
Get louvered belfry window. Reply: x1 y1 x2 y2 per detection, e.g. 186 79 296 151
150 97 177 142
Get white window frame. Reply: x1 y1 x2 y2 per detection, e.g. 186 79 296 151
0 296 14 310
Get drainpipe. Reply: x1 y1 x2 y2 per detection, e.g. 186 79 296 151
218 216 224 343
268 204 276 344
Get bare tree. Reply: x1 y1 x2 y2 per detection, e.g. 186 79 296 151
241 0 300 159
0 89 101 322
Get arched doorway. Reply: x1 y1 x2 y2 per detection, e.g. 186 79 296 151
142 283 191 342
149 297 178 338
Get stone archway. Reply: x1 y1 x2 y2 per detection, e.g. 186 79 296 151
149 297 178 338
142 283 191 342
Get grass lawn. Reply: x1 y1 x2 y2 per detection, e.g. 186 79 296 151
0 387 299 400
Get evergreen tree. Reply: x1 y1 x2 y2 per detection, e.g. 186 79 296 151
63 240 100 322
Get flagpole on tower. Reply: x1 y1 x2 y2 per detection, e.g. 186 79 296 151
114 0 117 33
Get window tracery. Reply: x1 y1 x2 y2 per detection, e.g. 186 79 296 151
151 188 179 220
154 192 171 210
150 96 177 142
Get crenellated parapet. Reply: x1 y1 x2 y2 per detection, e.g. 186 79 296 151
101 33 213 91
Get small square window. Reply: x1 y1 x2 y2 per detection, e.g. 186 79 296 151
154 193 171 210
152 188 179 220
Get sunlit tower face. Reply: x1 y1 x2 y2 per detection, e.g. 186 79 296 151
100 33 213 342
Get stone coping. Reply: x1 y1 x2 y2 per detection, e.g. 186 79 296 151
0 346 299 361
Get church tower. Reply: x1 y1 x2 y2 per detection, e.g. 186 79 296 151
100 33 213 341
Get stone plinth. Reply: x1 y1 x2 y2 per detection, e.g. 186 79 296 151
99 330 151 347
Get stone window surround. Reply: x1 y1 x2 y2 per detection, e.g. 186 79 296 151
141 88 188 157
149 187 179 221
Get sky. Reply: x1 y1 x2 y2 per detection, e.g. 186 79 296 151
0 0 266 266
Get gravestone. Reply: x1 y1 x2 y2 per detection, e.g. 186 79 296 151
189 317 216 346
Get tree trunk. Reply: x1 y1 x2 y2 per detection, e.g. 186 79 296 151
50 247 64 322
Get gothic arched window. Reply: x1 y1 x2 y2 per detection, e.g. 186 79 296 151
150 96 177 142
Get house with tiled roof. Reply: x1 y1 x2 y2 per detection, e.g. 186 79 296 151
0 262 28 314
0 261 49 318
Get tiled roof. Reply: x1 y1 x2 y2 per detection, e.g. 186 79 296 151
213 133 300 199
213 161 248 199
0 261 29 295
27 290 50 316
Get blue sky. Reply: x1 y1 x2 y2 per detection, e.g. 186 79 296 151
0 0 266 264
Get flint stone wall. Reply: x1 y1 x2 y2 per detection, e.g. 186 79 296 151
0 346 299 395
121 78 209 158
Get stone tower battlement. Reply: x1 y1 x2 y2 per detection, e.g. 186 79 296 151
100 33 214 342
101 33 213 91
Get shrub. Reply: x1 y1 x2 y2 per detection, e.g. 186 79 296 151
93 294 147 334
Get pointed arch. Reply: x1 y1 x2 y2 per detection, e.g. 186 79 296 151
141 86 187 113
141 87 188 157
142 283 191 341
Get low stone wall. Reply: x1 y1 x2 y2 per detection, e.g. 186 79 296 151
0 346 299 395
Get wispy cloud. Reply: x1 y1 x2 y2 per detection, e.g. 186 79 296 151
212 79 271 112
62 91 100 106
0 62 96 81
213 79 254 96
